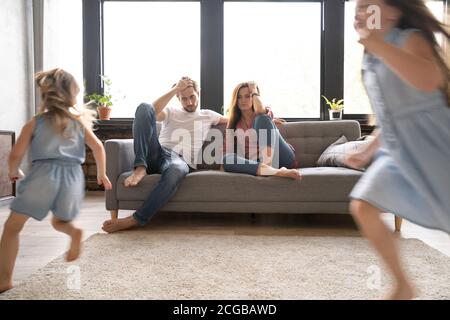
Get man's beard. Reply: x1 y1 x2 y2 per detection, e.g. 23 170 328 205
183 105 197 113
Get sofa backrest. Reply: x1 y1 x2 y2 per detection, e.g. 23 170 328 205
277 120 361 168
155 120 361 168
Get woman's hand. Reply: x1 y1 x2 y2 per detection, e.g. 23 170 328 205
8 169 24 182
98 174 112 190
273 118 286 126
247 81 258 94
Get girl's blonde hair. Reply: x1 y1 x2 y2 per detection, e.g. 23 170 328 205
35 68 96 135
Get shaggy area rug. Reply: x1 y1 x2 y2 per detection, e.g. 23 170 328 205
1 231 449 299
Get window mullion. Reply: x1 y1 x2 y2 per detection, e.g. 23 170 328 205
322 0 345 120
83 0 102 97
201 0 224 113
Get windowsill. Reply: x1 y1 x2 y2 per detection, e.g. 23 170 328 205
95 118 132 125
95 117 374 125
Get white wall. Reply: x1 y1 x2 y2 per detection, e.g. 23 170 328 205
0 0 34 136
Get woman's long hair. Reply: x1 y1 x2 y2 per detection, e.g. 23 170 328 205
227 82 260 129
35 68 96 135
385 0 450 105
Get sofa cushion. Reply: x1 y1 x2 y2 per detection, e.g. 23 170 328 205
316 135 374 169
316 135 348 167
116 167 363 203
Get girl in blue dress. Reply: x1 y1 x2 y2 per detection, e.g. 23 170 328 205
345 0 450 299
0 68 112 293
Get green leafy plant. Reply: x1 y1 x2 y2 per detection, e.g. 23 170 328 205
322 95 344 111
85 75 113 108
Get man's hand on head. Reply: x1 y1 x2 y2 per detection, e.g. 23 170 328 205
176 77 193 93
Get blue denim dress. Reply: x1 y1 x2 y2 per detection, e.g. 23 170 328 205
350 28 450 233
10 115 85 221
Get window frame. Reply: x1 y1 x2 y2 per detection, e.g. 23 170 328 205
82 0 448 123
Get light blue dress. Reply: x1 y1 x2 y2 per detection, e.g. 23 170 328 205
350 28 450 233
10 114 86 221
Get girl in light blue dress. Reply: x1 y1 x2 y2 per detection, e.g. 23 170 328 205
345 0 450 299
0 68 112 293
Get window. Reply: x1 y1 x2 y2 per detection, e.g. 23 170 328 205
44 0 83 106
344 0 446 115
344 1 371 115
85 0 449 120
103 1 200 118
426 0 445 45
224 2 322 118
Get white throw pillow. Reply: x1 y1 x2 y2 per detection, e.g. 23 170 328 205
317 135 374 169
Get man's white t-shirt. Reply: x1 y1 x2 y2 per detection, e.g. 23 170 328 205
158 106 222 169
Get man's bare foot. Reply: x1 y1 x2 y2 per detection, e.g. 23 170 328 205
385 282 416 300
124 166 147 187
0 282 13 294
66 228 83 262
102 216 138 233
275 167 302 180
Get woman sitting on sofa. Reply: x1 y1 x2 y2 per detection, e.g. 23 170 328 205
222 81 301 180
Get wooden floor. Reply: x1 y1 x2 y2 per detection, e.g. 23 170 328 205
0 191 449 285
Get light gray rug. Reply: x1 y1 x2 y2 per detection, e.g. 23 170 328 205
1 231 449 299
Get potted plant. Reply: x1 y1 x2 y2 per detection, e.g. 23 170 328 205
322 96 344 121
85 75 113 120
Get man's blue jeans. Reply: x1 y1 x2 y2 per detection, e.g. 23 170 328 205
223 114 295 175
131 103 190 226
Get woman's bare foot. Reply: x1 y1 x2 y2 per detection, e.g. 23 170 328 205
66 228 83 262
124 166 147 187
0 282 13 294
385 282 416 300
275 167 302 180
102 216 138 233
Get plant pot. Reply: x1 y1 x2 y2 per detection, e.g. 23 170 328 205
329 109 342 121
97 106 112 120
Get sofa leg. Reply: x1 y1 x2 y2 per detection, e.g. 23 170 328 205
394 216 403 232
110 210 118 220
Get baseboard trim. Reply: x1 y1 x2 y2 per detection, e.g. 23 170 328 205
0 196 14 207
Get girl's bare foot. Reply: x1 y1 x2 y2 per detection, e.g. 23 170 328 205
0 282 13 294
385 282 416 300
275 167 302 180
124 166 147 187
66 228 83 262
102 216 138 233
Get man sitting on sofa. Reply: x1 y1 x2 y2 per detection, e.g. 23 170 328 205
102 77 228 233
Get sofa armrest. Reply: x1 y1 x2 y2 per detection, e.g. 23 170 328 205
105 139 134 210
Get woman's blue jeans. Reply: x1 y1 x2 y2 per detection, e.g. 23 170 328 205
223 114 295 176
